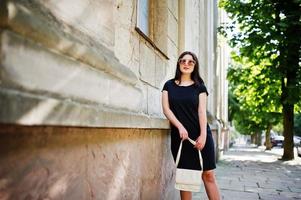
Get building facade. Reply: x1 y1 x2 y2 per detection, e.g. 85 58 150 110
0 0 228 199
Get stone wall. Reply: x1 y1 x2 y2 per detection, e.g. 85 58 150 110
0 0 227 199
0 0 178 199
0 124 178 200
0 0 176 126
0 0 226 130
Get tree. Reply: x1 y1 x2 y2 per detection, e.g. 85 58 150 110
220 0 301 160
227 54 282 149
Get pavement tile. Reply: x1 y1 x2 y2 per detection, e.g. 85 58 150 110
258 191 301 200
192 145 301 200
215 180 231 187
244 186 279 194
293 179 301 185
280 191 301 199
289 187 301 193
258 193 292 200
219 181 245 192
257 183 291 191
219 189 259 200
239 181 258 188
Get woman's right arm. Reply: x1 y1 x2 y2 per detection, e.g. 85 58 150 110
162 90 188 140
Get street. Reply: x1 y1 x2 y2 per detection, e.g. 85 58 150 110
193 145 301 200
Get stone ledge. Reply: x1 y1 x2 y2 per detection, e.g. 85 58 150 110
0 88 170 129
0 30 143 113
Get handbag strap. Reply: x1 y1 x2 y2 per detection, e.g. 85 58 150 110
175 137 203 170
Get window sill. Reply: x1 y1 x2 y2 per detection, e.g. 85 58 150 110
135 27 169 60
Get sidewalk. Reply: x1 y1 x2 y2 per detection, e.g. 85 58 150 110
193 145 301 200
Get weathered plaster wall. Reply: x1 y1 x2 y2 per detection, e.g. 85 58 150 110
0 0 227 199
0 1 179 199
0 125 178 200
0 0 174 127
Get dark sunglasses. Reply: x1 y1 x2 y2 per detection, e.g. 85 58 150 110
179 59 196 66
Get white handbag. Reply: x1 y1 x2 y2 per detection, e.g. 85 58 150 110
175 137 203 192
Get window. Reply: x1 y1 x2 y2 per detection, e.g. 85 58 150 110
136 0 168 58
137 0 150 36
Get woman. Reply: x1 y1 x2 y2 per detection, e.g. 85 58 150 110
161 51 220 200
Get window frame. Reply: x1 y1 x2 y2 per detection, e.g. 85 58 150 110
135 0 169 59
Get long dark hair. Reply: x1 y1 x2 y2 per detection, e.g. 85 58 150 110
174 51 204 86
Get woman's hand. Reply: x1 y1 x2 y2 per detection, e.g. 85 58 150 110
178 126 189 140
195 135 206 150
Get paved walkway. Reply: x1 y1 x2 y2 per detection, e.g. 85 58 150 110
193 145 301 200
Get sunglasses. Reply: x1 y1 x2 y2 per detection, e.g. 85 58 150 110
179 59 196 66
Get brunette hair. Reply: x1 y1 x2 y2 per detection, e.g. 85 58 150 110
174 51 204 86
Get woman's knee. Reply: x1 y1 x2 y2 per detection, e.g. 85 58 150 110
202 170 216 183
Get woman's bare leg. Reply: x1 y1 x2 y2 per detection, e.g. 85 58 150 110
202 170 220 200
180 191 192 200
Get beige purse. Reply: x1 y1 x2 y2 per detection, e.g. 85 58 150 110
175 137 203 192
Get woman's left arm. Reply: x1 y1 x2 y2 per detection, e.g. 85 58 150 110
195 93 207 150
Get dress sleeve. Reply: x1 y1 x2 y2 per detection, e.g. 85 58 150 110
162 80 170 92
198 84 209 96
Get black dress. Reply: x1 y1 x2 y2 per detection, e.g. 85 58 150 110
162 79 216 171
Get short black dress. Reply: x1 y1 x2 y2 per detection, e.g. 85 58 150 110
162 79 216 171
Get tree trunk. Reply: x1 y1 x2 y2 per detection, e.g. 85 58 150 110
250 133 256 145
278 0 300 161
282 103 294 160
256 131 261 147
265 124 272 150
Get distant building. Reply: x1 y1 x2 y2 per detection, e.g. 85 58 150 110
0 0 228 199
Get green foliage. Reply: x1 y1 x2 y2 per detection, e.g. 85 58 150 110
220 0 301 159
273 122 284 135
220 0 301 106
227 56 282 135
